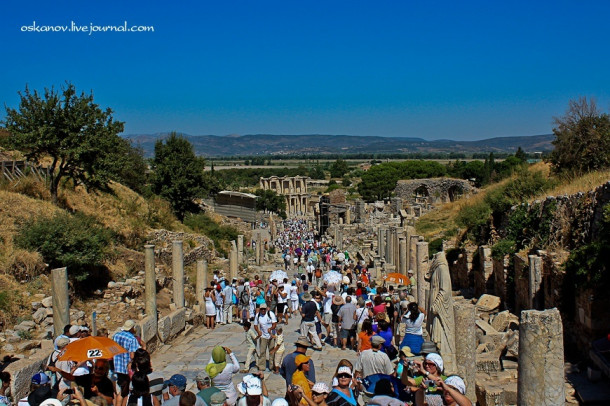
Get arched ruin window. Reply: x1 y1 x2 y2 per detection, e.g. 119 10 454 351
447 185 464 202
413 185 429 204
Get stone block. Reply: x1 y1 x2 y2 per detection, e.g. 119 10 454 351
137 315 157 343
476 320 499 336
32 308 47 324
476 353 502 373
17 341 41 352
41 296 53 308
31 302 42 311
475 381 505 406
157 315 171 343
169 308 186 338
5 348 51 401
476 294 501 312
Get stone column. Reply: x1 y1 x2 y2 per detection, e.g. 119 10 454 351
172 240 185 308
144 245 157 317
258 236 264 265
196 259 208 306
528 255 543 309
237 235 244 263
454 303 476 401
378 228 385 260
518 308 565 406
337 227 343 251
399 237 407 275
345 208 351 224
394 229 400 268
416 241 429 310
409 235 419 274
51 267 69 338
230 248 238 280
255 235 261 265
386 228 393 265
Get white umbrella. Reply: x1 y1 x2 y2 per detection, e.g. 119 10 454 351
269 269 288 282
323 270 343 285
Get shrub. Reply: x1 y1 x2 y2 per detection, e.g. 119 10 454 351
491 239 516 260
428 238 444 256
183 213 239 251
15 212 113 281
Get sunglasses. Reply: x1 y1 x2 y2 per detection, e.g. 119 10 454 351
312 392 325 396
424 361 437 367
337 374 351 379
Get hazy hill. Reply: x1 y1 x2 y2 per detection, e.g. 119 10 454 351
124 133 555 157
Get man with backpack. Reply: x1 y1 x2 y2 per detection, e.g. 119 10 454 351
253 304 277 371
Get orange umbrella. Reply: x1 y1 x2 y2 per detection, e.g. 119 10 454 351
57 336 127 362
384 273 411 286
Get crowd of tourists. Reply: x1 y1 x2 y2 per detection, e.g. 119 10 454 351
1 219 472 406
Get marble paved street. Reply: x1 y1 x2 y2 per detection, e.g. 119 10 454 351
151 312 362 399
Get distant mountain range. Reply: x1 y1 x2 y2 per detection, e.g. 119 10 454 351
123 133 555 157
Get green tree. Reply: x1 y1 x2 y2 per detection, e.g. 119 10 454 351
105 139 149 194
308 165 326 180
151 133 206 220
2 83 125 203
329 158 349 178
254 189 286 217
549 97 610 173
515 146 527 162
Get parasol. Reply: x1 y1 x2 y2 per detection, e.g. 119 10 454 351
323 270 343 285
57 336 127 362
269 269 288 282
384 273 410 286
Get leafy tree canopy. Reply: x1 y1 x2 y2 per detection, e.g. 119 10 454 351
151 132 206 220
2 83 125 203
254 189 286 218
549 97 610 174
329 158 349 178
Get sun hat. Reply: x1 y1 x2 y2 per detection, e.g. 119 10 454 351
400 300 409 309
68 325 80 336
302 292 312 301
259 303 268 309
400 346 415 357
385 296 392 302
39 400 62 406
420 341 437 354
444 375 466 395
371 335 386 346
31 373 49 385
342 276 350 284
237 374 255 395
164 374 187 390
195 370 211 384
336 366 352 377
425 353 444 372
209 391 227 405
271 399 289 406
295 336 313 348
56 337 70 348
407 269 414 274
295 354 310 367
332 295 344 305
122 320 136 331
311 382 330 394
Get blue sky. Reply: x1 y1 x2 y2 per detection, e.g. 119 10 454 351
1 0 609 140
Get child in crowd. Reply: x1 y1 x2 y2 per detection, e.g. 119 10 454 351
243 321 258 373
269 327 285 375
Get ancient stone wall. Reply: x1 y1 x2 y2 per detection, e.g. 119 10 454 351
394 178 475 205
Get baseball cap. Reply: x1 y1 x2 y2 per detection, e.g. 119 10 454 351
31 373 50 385
271 400 289 406
56 337 70 348
164 374 187 390
294 336 312 348
371 335 386 346
246 377 262 396
311 382 330 394
209 391 227 406
68 325 80 336
259 303 268 309
400 346 415 357
336 366 352 377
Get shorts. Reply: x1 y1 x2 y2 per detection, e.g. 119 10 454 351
340 327 356 339
315 321 322 335
277 303 286 314
323 313 332 325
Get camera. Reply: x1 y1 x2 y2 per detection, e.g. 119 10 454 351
289 384 298 391
424 379 436 388
64 389 74 395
